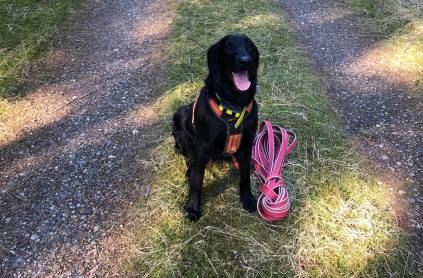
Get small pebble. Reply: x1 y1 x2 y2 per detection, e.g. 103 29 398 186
30 234 40 242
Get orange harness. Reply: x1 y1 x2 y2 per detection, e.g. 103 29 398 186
192 93 253 157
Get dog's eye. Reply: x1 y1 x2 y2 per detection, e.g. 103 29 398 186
247 42 254 52
225 40 233 48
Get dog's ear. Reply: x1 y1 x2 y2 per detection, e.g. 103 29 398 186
207 40 221 76
250 40 260 68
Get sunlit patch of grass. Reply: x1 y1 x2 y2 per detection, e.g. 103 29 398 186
342 0 423 89
375 20 423 88
349 20 423 91
235 13 280 29
294 173 400 276
153 81 202 116
342 0 422 34
128 0 416 276
0 0 79 98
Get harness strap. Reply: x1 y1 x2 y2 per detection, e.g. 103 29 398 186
192 93 201 126
226 134 241 154
226 101 253 155
208 97 223 117
191 92 254 158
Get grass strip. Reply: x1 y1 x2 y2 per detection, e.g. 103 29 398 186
0 0 79 98
342 0 422 34
129 0 416 276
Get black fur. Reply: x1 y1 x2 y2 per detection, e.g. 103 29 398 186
172 34 260 221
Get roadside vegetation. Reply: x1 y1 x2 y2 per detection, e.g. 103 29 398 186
343 0 423 93
0 0 78 98
128 0 418 276
343 0 422 34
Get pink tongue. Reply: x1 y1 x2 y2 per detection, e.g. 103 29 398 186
232 71 251 91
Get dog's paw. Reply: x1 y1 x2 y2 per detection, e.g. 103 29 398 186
184 205 201 221
241 195 257 213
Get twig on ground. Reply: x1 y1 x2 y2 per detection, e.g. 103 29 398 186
53 92 92 112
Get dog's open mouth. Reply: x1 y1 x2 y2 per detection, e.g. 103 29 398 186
232 71 251 91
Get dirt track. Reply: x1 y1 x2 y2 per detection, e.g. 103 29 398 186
0 0 173 276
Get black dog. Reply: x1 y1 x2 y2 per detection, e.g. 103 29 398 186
172 34 260 221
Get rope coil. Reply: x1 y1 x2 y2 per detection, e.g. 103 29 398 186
252 120 298 222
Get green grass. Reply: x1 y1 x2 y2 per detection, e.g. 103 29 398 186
342 0 422 34
128 0 417 276
0 0 78 98
342 0 423 94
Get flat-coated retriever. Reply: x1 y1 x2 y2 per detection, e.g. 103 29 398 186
172 34 260 221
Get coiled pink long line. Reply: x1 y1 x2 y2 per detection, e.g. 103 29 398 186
251 120 298 222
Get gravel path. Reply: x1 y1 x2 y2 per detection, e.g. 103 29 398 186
0 0 173 276
279 0 423 255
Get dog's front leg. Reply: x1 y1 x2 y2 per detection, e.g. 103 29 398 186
185 149 209 221
237 147 257 212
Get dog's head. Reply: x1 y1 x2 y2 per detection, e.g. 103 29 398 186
206 34 260 106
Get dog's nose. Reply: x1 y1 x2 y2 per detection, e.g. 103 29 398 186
238 55 251 68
